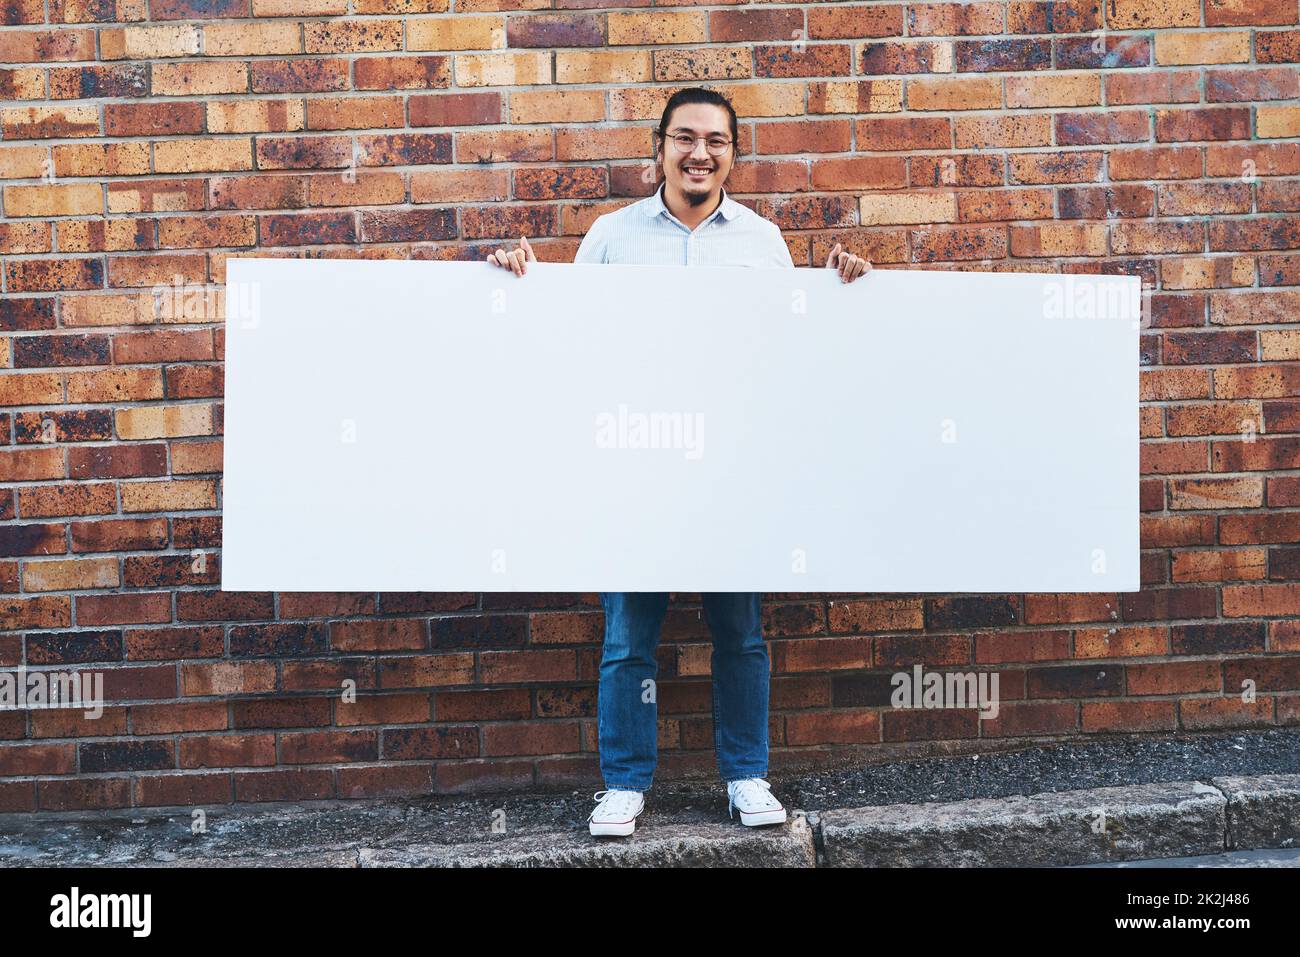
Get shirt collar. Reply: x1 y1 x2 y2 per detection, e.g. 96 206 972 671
644 183 744 225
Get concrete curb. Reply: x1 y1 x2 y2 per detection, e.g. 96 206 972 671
359 814 816 867
2 774 1297 867
1214 773 1300 852
818 773 1300 867
818 780 1225 867
110 814 817 868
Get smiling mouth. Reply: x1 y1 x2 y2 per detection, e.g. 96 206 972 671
683 166 713 177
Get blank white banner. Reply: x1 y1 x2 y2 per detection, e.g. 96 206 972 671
222 257 1140 593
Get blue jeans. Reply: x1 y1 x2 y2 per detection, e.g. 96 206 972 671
597 592 770 791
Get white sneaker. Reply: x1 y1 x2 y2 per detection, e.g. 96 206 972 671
587 788 644 837
726 778 787 827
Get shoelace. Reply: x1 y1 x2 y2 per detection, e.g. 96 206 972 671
728 778 780 816
587 788 642 822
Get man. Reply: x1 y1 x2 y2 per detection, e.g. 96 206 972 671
487 88 871 837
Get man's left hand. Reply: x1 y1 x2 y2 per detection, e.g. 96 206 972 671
826 242 871 283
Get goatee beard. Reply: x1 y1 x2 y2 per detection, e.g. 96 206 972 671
681 179 712 206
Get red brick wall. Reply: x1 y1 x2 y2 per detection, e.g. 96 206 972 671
2 0 1299 812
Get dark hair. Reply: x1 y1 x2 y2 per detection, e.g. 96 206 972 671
654 87 738 164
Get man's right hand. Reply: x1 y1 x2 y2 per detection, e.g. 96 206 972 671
486 235 536 277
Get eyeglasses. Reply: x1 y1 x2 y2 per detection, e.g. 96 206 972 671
662 132 733 155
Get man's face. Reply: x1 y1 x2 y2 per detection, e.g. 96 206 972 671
658 103 735 208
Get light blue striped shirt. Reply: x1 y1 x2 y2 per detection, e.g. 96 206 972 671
574 184 795 269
